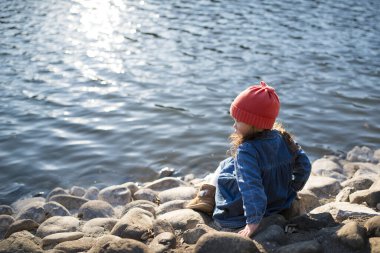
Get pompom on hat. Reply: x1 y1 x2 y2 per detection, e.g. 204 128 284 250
230 81 280 129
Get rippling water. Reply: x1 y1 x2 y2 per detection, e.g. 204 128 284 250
1 0 379 204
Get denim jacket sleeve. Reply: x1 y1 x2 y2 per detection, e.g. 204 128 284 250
291 148 312 192
235 144 266 225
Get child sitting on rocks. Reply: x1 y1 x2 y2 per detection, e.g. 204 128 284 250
187 81 311 237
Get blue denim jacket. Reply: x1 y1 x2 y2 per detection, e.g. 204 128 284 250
213 130 311 228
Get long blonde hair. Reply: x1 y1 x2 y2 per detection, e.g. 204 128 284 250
228 122 299 157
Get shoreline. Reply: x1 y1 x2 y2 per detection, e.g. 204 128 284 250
0 145 379 253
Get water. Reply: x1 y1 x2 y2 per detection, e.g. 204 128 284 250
1 0 379 205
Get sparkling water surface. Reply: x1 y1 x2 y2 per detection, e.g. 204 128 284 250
1 0 379 204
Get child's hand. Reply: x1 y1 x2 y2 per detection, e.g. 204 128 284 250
238 223 259 237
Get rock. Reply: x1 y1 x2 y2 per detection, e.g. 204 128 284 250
374 149 380 162
42 232 84 249
144 177 189 191
153 219 175 236
353 163 379 178
342 163 361 178
370 177 380 190
120 182 139 195
194 231 261 253
98 185 132 206
0 215 15 239
4 219 39 238
11 197 45 213
133 188 159 203
88 235 152 253
49 194 88 211
149 232 176 252
70 186 86 197
0 230 43 253
310 202 380 222
158 186 197 203
36 216 80 238
304 175 341 198
157 209 207 231
111 207 154 241
349 188 380 207
272 240 323 253
256 214 287 234
15 201 45 224
183 174 195 182
47 188 68 200
347 146 375 162
83 186 99 200
183 224 215 244
312 158 343 176
54 237 95 253
335 187 355 202
369 237 380 253
77 200 115 220
122 200 157 217
253 224 286 245
341 177 374 191
288 213 334 231
297 189 320 212
0 205 14 215
158 167 176 178
336 221 366 250
364 216 380 237
43 201 71 218
156 199 188 215
82 218 118 237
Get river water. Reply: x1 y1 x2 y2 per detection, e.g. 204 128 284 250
1 0 379 204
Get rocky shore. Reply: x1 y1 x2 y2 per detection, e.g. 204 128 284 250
0 146 379 253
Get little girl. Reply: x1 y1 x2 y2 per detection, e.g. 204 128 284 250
187 81 311 237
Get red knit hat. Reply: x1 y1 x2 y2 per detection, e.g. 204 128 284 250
230 81 280 129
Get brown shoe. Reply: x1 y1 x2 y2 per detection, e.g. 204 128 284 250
186 183 216 215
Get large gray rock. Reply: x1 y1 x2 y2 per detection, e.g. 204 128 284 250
347 146 375 162
82 218 118 237
0 215 15 239
47 187 68 200
15 201 45 224
83 186 99 200
133 188 159 203
311 158 344 178
194 231 261 253
310 202 380 222
4 219 39 238
297 189 320 212
43 201 71 218
88 235 152 253
70 186 86 197
153 219 175 236
336 221 367 250
54 237 95 253
335 187 355 202
143 177 189 191
253 224 286 245
349 187 380 207
11 197 45 213
111 207 154 241
353 163 380 178
78 200 115 220
0 205 14 215
148 232 176 253
157 209 207 231
272 240 323 253
155 199 188 215
158 186 197 203
36 216 80 238
183 224 215 244
122 200 157 217
42 232 84 250
341 177 374 191
0 232 43 253
99 185 132 206
120 182 139 195
304 175 341 198
49 194 88 211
